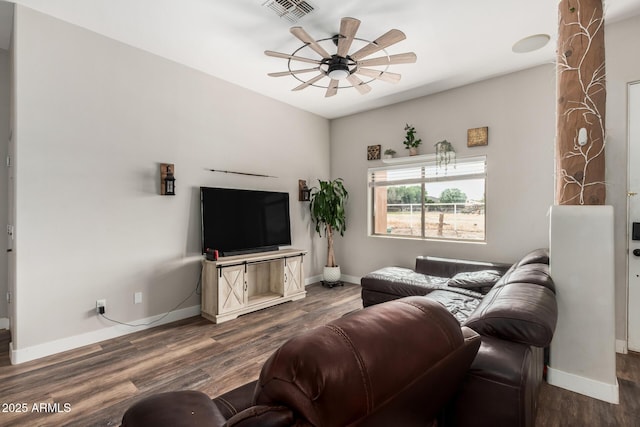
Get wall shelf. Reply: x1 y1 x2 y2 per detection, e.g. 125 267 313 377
382 153 437 164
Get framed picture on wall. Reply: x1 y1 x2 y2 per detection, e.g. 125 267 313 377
367 145 381 160
468 127 489 147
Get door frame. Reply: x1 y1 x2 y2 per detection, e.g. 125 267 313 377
627 80 640 352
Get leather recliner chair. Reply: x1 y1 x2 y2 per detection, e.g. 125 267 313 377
121 297 481 427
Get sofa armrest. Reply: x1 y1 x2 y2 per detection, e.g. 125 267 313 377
415 256 511 278
212 380 258 419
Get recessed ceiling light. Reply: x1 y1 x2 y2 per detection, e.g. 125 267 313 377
512 34 551 53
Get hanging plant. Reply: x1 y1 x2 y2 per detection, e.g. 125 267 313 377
434 140 456 173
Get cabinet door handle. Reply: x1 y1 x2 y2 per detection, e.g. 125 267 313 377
284 273 287 282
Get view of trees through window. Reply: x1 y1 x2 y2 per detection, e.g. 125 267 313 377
369 156 486 242
373 180 485 241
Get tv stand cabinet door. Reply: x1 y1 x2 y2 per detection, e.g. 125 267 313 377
284 256 304 297
218 265 247 314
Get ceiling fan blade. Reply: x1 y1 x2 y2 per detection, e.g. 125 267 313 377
268 67 320 77
290 27 332 59
346 74 372 95
292 73 326 91
265 50 322 65
355 68 402 83
350 29 407 61
357 52 417 67
325 79 339 97
337 17 361 58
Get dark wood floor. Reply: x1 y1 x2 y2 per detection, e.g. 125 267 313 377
0 282 638 426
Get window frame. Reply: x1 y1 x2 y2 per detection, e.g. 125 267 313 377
367 155 487 243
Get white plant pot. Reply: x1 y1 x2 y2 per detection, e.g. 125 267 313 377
323 266 341 283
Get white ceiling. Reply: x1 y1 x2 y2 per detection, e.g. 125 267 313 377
2 0 640 119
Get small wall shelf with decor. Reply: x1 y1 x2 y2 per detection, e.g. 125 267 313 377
381 153 438 165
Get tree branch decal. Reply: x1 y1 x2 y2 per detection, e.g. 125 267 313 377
556 0 606 205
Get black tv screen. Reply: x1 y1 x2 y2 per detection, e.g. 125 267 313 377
200 187 292 256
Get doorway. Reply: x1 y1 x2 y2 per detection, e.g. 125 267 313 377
627 81 640 352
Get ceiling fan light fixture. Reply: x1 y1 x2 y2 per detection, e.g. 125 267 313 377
327 61 350 80
266 17 416 96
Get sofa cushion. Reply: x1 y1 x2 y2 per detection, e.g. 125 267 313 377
463 282 558 347
361 267 449 296
447 270 503 293
415 256 511 278
498 263 556 293
426 290 483 323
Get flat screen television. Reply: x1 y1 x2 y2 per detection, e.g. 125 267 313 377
200 187 292 256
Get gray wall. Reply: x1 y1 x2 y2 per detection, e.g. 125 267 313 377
331 64 556 274
11 6 329 351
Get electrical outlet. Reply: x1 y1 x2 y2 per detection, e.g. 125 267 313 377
134 292 142 304
96 299 106 314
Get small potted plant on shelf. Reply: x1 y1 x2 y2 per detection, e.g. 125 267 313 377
383 148 396 159
309 178 348 286
403 124 422 156
434 139 456 173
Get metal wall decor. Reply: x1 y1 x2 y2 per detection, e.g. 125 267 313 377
160 163 176 195
367 144 381 160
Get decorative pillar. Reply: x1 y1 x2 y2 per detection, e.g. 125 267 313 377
556 0 606 205
549 0 618 404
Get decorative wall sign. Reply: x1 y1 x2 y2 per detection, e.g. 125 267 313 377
367 144 381 160
467 127 489 147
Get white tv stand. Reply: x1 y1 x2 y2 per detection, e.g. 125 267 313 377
201 249 306 323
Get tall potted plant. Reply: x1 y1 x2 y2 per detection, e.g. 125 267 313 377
309 178 348 284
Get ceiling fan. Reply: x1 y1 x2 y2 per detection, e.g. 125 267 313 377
265 17 417 97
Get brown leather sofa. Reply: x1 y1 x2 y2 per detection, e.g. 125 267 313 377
121 297 480 427
360 248 558 427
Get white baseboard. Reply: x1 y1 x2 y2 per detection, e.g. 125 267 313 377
340 274 361 285
547 366 620 404
10 305 201 365
305 275 323 286
616 339 628 354
0 317 9 330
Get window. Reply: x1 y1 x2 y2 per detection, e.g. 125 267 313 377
368 156 486 242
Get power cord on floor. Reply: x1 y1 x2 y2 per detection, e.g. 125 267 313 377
99 271 202 327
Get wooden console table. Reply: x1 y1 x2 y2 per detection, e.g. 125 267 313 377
201 249 306 323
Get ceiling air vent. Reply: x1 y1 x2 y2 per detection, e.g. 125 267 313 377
262 0 315 23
